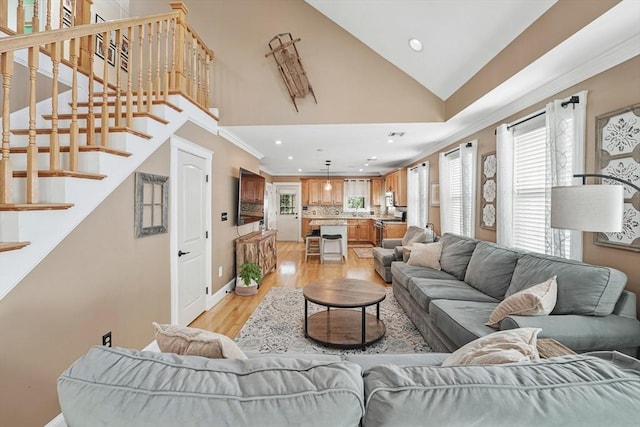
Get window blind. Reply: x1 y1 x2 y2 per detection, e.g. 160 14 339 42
448 153 462 235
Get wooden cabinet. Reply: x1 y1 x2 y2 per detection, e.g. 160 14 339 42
301 179 309 205
301 218 312 239
317 179 343 205
371 178 382 206
383 222 407 239
347 219 371 242
384 170 407 206
308 179 323 205
235 230 277 277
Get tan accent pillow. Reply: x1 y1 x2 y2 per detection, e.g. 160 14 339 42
442 328 542 366
485 276 558 328
407 241 442 270
152 322 247 359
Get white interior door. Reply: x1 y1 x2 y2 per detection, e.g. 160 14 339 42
177 149 207 325
275 183 301 241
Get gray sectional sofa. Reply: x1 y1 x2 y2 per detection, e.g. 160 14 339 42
392 233 640 355
58 346 640 426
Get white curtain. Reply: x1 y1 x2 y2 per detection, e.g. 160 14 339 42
439 142 476 237
439 152 452 234
545 90 587 260
407 163 429 227
460 141 478 238
496 124 514 247
343 179 370 209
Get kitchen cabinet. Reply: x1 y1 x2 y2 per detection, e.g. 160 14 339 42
385 170 407 206
371 178 382 206
347 219 371 242
319 179 343 205
383 222 407 239
308 179 323 205
301 179 309 205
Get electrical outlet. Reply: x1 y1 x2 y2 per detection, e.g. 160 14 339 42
218 266 223 277
102 331 112 347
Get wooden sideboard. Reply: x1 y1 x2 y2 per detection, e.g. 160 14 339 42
235 230 277 277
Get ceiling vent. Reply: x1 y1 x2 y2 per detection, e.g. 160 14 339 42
388 131 405 137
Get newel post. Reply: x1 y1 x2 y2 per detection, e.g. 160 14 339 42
78 0 93 73
169 2 188 93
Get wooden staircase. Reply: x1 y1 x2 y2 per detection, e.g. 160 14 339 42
0 2 217 299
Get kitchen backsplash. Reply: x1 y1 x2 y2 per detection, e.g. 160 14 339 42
302 205 387 218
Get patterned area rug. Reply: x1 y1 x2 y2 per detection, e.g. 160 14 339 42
235 287 431 355
353 247 374 259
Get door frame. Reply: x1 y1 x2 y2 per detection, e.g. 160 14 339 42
274 182 302 242
170 136 213 325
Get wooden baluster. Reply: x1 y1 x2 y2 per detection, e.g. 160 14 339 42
101 31 109 147
146 22 153 111
170 2 188 93
196 45 201 104
26 47 38 203
191 38 197 98
17 0 24 33
186 36 192 96
155 20 161 100
137 24 144 112
0 52 14 204
32 0 39 32
86 33 95 145
45 0 51 31
114 28 122 127
126 26 134 128
49 41 61 170
69 37 79 171
163 19 169 101
170 18 176 90
205 52 211 109
58 0 62 29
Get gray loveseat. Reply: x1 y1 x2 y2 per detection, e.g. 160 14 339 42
58 346 640 426
392 233 640 355
373 225 435 282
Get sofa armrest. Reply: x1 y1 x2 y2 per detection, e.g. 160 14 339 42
500 314 640 352
382 238 402 249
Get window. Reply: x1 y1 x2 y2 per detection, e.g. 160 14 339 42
439 142 477 237
343 180 370 212
407 163 429 228
279 194 296 215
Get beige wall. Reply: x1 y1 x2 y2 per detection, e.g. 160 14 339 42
130 0 444 126
0 144 171 427
410 56 640 316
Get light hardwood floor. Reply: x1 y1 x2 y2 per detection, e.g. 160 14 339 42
189 241 388 338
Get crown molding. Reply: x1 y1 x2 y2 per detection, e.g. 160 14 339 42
217 128 264 160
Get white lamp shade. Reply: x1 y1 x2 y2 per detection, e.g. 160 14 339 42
324 180 333 191
551 185 624 232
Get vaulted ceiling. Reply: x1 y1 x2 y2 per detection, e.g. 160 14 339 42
130 0 640 176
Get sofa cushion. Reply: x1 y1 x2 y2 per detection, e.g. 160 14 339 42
372 247 395 267
463 242 520 300
390 261 457 289
58 346 365 427
442 327 541 366
438 233 478 280
486 276 557 328
407 242 442 270
402 226 429 246
153 322 247 359
362 353 640 427
429 299 499 348
507 253 627 316
408 278 499 313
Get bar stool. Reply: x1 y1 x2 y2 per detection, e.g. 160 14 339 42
305 230 321 262
321 234 344 264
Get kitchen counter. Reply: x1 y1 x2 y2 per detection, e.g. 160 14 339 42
309 219 349 226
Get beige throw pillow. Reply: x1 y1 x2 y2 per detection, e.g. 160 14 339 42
152 322 247 359
485 276 558 328
442 328 542 366
407 241 442 270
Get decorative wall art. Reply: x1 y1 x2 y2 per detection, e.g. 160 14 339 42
481 151 497 230
265 33 317 112
95 14 105 59
135 172 169 238
594 103 640 252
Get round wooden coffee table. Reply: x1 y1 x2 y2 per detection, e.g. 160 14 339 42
303 278 386 349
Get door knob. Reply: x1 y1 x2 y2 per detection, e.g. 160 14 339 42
178 250 190 257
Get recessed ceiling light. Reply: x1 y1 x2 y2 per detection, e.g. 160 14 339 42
387 139 394 143
365 163 369 167
275 140 282 145
298 168 302 172
359 168 363 172
371 156 377 160
288 156 293 160
408 38 423 52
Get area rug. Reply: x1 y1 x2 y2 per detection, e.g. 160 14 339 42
235 287 431 355
353 247 374 259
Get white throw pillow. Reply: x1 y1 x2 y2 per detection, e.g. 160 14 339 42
485 276 558 328
442 328 542 366
407 241 442 270
152 322 247 359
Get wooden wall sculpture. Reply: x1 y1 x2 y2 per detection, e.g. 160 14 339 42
265 33 317 112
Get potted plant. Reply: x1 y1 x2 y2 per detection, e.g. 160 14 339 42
235 262 262 296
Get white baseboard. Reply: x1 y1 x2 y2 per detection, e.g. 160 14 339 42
44 413 67 427
206 278 236 310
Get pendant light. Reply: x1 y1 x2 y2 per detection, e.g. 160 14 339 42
324 160 333 191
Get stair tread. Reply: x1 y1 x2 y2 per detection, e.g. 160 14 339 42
9 145 132 157
12 170 107 180
76 99 183 113
0 203 74 211
10 126 152 140
41 111 169 125
0 242 30 252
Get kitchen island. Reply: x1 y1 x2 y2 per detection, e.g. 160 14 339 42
309 219 348 260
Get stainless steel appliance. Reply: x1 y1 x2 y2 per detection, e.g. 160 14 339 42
385 192 394 208
374 211 406 246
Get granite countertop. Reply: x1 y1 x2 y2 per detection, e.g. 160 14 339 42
309 219 349 226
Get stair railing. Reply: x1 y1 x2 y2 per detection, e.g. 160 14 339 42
0 2 214 206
